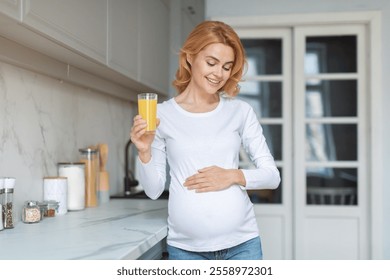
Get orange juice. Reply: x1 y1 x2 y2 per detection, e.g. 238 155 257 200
138 93 157 131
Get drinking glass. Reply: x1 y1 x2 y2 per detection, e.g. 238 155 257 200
138 93 158 132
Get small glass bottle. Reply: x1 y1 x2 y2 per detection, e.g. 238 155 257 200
3 177 15 229
44 200 59 217
79 148 99 207
22 201 41 224
0 178 4 231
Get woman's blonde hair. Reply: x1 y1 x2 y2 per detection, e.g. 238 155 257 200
172 21 246 97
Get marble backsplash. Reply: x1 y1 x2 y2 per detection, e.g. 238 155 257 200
0 61 135 222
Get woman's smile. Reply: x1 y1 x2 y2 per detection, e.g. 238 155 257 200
206 76 222 86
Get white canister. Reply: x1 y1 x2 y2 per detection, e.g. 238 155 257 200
43 176 68 215
58 163 85 211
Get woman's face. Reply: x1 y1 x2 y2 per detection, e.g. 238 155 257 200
187 43 234 95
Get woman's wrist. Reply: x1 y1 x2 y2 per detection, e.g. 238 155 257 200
232 169 246 187
138 150 152 164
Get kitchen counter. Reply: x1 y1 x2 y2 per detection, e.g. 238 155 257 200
0 199 168 260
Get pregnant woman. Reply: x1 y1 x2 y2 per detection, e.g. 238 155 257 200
130 20 280 260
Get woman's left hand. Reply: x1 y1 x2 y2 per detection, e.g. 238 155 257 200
184 166 246 193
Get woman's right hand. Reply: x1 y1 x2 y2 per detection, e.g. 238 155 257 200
130 115 159 163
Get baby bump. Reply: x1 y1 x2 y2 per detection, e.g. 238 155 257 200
168 187 251 240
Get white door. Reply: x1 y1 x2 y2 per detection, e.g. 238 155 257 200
236 24 369 259
237 28 293 259
294 25 368 259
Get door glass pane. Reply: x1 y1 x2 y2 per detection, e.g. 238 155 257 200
306 168 357 205
306 124 357 161
239 125 282 164
263 124 282 161
239 81 282 118
305 36 357 74
304 34 359 208
241 39 282 75
240 38 283 205
248 168 282 204
306 80 357 117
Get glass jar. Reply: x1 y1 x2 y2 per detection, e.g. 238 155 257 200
79 148 99 207
22 201 41 223
3 177 15 229
0 178 4 231
45 200 59 217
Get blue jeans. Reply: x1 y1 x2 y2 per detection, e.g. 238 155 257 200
167 236 263 260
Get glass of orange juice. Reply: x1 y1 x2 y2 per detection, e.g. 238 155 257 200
138 93 158 132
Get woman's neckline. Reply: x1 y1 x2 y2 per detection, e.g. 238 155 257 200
171 95 225 117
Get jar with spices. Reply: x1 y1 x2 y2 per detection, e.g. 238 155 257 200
44 200 59 217
0 178 4 231
79 148 99 207
3 177 15 229
22 201 41 223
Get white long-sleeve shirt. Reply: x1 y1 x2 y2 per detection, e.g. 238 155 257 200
137 95 280 252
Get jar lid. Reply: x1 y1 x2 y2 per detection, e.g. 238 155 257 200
57 162 85 166
43 176 68 180
38 201 48 209
79 148 98 154
4 177 16 189
44 200 59 207
25 200 39 207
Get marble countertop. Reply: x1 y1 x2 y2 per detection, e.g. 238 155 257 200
0 199 168 260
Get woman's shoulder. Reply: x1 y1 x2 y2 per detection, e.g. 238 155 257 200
221 95 253 112
157 98 175 112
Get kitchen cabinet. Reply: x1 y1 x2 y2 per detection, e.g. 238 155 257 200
22 0 169 93
107 0 139 81
0 0 204 98
0 0 172 99
23 0 107 64
137 0 169 93
0 0 19 20
108 0 169 94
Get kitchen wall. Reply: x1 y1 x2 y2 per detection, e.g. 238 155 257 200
205 0 390 259
0 0 205 228
0 60 134 222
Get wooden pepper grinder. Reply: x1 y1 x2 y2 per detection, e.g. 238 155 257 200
98 143 110 203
